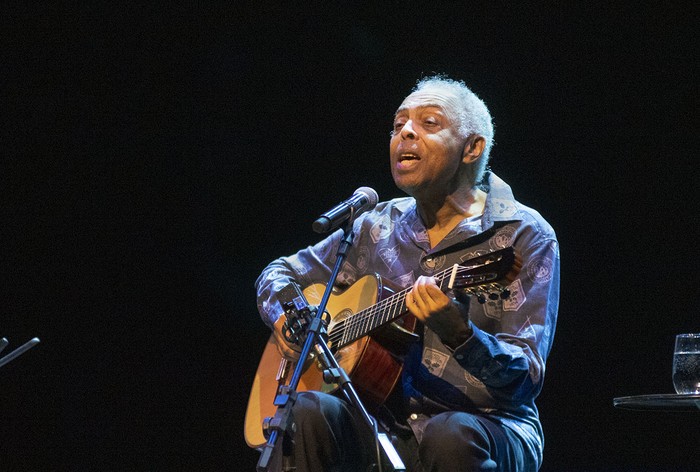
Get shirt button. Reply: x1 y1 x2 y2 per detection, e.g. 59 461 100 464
455 354 464 360
409 414 418 421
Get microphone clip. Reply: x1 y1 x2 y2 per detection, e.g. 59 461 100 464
278 283 319 346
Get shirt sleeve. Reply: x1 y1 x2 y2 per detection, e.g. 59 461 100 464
451 228 560 405
254 228 345 327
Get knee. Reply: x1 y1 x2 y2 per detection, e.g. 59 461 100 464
420 412 493 463
423 412 484 447
289 392 371 469
291 391 333 432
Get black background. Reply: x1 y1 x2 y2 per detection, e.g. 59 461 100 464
2 2 698 471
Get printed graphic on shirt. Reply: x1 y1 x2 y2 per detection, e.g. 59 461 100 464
337 262 358 286
463 370 486 388
356 245 370 272
409 219 430 244
483 298 503 320
397 223 412 244
395 271 415 288
489 225 516 250
491 198 518 218
503 279 527 311
516 316 537 340
378 245 400 272
485 279 526 318
420 252 446 273
370 215 394 243
422 347 450 376
527 256 554 283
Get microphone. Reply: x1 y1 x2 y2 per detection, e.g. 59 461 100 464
312 187 379 233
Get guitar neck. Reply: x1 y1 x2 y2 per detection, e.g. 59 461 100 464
327 267 453 349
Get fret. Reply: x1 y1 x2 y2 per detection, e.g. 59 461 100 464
361 308 370 336
392 293 404 323
376 299 386 329
379 300 388 329
350 313 360 342
341 319 350 346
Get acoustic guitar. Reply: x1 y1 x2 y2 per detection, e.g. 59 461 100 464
244 247 521 448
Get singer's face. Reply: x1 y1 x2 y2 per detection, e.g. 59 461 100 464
390 86 469 200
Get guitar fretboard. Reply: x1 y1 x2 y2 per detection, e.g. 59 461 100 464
327 268 454 349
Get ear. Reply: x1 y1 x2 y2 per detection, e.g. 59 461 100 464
462 136 485 164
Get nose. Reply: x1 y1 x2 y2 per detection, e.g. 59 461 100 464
400 120 417 140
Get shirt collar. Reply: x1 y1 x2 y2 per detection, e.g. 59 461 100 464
394 172 523 246
481 171 523 231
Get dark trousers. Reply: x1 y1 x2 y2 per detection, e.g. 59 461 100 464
286 391 534 472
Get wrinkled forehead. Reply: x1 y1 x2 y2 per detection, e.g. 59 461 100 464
395 85 461 117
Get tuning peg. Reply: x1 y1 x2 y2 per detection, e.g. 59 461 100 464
500 289 511 299
477 293 486 304
488 292 499 300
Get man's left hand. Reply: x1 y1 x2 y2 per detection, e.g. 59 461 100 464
406 276 472 349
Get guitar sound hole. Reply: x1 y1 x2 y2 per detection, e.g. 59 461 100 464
328 308 354 349
334 308 353 323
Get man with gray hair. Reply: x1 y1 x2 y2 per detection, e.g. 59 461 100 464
255 75 560 471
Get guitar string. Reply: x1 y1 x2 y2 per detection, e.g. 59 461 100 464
327 264 479 348
329 271 444 347
331 266 455 346
328 265 466 347
327 260 510 348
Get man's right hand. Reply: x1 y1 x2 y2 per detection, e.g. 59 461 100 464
272 315 303 361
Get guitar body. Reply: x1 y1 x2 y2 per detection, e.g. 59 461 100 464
244 274 415 449
244 247 521 449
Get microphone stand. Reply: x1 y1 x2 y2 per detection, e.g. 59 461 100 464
256 221 405 472
0 337 40 369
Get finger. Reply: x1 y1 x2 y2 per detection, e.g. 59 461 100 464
414 278 448 308
406 289 427 321
425 284 451 308
414 275 437 289
410 282 431 311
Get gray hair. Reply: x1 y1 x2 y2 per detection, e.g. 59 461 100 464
413 75 494 183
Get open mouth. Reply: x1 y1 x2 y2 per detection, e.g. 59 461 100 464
399 153 420 162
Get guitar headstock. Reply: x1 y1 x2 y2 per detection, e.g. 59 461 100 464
446 247 522 302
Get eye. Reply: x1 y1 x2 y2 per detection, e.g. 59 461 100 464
392 121 405 133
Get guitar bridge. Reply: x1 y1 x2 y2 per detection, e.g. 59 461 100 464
275 358 289 382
